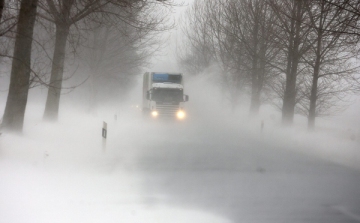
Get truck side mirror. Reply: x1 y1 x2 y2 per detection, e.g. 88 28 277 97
146 92 150 100
184 95 189 102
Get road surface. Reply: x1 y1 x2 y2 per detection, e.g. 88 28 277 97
113 118 360 223
1 114 360 223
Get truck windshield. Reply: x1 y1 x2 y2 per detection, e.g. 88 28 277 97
152 74 182 84
152 88 183 103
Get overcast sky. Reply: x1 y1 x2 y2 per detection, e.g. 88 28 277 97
149 0 193 72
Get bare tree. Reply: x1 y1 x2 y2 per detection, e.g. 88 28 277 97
222 0 278 115
38 0 177 121
179 0 360 126
79 15 156 112
178 0 248 109
267 0 315 126
38 0 107 121
179 0 279 112
323 0 360 38
0 0 18 36
210 0 248 110
300 0 360 129
177 0 215 75
1 0 38 132
0 0 20 61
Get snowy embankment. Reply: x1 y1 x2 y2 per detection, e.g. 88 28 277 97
0 97 359 223
0 105 233 223
225 103 360 171
259 104 360 171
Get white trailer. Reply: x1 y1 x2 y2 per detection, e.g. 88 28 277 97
142 72 189 119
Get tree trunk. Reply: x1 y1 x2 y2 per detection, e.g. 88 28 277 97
283 38 300 125
249 86 261 114
281 0 303 126
308 69 319 130
308 29 323 130
43 24 69 121
250 59 260 114
282 69 297 125
249 5 260 115
1 0 38 132
0 0 5 22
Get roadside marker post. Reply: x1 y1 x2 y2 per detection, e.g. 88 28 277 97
102 122 107 139
102 121 107 152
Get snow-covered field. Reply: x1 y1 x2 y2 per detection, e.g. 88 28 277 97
1 76 360 223
0 104 235 223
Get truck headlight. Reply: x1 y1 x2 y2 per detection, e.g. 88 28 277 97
176 110 186 119
151 111 158 117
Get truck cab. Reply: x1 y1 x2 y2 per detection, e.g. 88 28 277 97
143 72 189 120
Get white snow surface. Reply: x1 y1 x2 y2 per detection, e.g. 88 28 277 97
0 108 232 223
1 75 360 223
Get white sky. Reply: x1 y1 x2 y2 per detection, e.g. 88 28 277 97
149 0 194 72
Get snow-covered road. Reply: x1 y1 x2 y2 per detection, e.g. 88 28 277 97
1 110 360 223
128 120 360 223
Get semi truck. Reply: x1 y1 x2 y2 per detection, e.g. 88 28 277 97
142 72 189 120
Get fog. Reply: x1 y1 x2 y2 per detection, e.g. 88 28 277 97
1 0 360 221
1 66 360 222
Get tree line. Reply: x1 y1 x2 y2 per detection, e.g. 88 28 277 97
178 0 360 129
0 0 178 132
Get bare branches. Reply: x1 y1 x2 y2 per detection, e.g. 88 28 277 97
178 0 360 128
177 0 216 75
320 0 360 39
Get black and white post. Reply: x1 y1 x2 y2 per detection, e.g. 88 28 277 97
102 121 107 151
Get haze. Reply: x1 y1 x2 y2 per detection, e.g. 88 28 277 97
1 1 360 223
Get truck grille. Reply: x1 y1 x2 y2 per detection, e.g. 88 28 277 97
156 104 179 117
